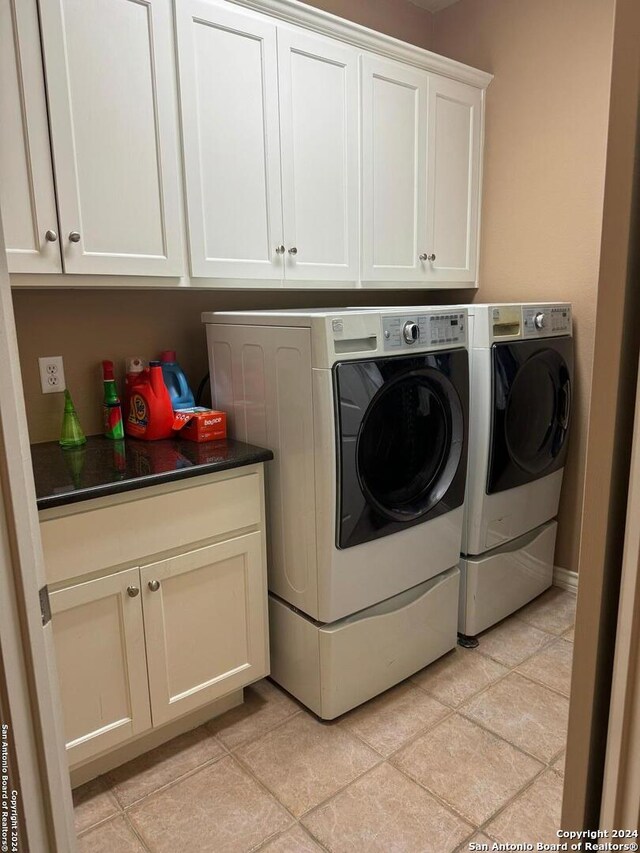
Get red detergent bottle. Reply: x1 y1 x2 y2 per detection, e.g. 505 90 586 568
125 360 174 440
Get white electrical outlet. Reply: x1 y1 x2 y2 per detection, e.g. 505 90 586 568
38 356 66 394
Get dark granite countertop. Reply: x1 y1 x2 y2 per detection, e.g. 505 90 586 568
32 435 274 511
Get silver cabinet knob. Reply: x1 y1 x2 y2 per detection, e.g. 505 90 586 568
275 245 285 255
288 247 298 255
45 230 58 242
127 585 139 598
68 231 81 243
148 580 160 592
419 253 436 262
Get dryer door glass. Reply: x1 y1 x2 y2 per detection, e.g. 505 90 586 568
358 376 450 515
335 351 469 549
488 339 573 494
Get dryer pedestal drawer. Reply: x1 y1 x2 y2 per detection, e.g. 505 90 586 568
269 567 459 720
459 519 557 636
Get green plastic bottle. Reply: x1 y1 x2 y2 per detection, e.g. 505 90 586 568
59 390 86 449
102 360 124 440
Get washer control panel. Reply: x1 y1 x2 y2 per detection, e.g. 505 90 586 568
383 312 466 351
523 305 572 338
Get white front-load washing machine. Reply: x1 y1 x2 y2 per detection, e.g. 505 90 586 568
459 303 573 639
203 307 470 718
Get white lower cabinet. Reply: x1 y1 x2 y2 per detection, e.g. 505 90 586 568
44 468 269 768
49 568 151 766
142 532 268 726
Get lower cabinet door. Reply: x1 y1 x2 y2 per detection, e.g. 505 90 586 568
141 532 269 726
49 568 151 766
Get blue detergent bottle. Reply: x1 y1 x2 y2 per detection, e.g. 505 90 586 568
160 350 196 410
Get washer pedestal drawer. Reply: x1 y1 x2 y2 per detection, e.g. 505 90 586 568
459 519 557 637
268 567 459 720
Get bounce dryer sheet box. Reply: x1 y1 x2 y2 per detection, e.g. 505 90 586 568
172 407 227 442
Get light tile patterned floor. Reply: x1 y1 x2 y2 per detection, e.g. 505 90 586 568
74 587 576 852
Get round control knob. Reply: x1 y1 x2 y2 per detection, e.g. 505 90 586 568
403 321 419 344
534 312 545 330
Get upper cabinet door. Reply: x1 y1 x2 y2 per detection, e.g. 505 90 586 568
38 0 183 276
0 0 61 273
176 1 284 279
426 77 482 284
361 56 428 282
277 29 359 282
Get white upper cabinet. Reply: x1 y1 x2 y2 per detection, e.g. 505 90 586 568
278 29 359 282
38 0 183 276
176 1 284 279
2 0 489 286
362 55 484 286
0 0 61 273
361 56 428 283
426 76 482 283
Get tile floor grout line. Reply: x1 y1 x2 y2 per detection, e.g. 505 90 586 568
227 746 330 824
473 760 559 841
413 658 514 709
114 749 229 814
107 703 304 816
297 758 474 848
123 811 154 853
217 750 298 825
472 631 558 670
455 696 569 768
76 810 123 840
339 700 457 759
389 739 544 833
513 661 573 700
225 707 305 755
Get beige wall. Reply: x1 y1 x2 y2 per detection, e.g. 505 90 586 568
303 0 433 48
432 0 616 573
13 287 472 444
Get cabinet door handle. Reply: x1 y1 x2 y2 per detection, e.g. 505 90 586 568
68 231 81 243
127 585 140 598
288 247 298 255
45 230 58 242
275 245 285 255
419 253 436 262
148 580 160 592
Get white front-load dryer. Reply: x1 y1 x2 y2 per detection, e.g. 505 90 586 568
459 303 573 637
203 307 470 717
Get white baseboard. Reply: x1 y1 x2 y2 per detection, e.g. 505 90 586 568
553 565 578 594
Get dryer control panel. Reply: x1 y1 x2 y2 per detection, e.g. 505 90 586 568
522 305 572 338
383 312 466 351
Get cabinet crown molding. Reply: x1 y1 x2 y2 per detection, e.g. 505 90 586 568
227 0 493 89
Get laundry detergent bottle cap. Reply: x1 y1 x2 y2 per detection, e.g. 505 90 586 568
125 360 174 441
159 350 195 410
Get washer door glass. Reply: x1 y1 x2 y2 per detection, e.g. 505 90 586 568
357 371 458 520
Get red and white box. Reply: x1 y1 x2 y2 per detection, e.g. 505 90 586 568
173 408 227 442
